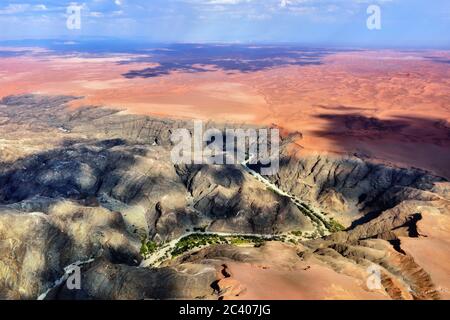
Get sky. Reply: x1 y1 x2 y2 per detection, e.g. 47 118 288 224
0 0 449 47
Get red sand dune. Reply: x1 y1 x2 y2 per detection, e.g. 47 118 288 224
224 261 388 300
215 242 390 300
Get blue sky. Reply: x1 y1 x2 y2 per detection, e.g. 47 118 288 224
0 0 449 47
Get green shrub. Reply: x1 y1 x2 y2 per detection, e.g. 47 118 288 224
140 237 158 258
291 230 303 237
325 218 346 233
171 234 228 256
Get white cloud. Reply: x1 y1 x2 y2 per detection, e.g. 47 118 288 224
279 0 291 8
90 11 104 17
33 4 48 11
0 4 48 15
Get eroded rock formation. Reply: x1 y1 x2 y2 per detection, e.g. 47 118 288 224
0 95 448 300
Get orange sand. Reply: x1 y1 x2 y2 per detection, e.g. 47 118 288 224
225 261 388 300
